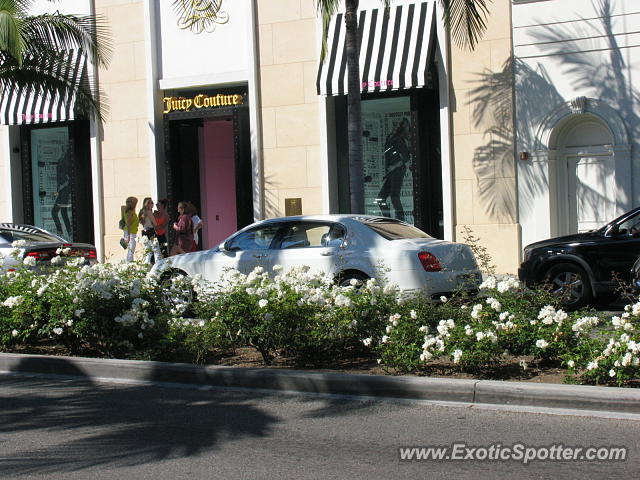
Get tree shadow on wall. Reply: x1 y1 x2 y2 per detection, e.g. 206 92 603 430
467 0 640 222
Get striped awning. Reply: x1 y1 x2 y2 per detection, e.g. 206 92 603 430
317 1 436 96
0 51 87 125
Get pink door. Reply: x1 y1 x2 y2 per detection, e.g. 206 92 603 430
198 118 237 249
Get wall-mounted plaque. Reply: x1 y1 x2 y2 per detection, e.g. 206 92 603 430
285 198 302 216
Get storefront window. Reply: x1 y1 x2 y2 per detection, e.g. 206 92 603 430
362 96 414 224
30 127 73 239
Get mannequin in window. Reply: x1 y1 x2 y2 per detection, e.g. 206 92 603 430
51 147 72 237
376 117 410 221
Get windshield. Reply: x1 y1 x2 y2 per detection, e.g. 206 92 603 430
359 219 432 240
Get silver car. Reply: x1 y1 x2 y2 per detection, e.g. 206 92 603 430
0 223 97 273
151 215 482 298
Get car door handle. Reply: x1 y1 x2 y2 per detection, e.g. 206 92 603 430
320 250 334 256
252 253 267 259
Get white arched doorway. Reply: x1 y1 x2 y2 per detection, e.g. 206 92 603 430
556 117 615 234
534 97 631 238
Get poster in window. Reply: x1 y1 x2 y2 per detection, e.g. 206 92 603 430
30 127 73 240
362 98 414 224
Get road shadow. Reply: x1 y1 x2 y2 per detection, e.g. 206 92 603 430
0 357 280 476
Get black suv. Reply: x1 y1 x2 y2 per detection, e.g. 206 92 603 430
518 207 640 309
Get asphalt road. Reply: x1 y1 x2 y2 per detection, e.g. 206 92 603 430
0 375 638 479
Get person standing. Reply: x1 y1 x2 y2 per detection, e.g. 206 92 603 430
188 202 204 251
139 197 161 264
121 196 139 262
171 201 194 256
154 198 170 259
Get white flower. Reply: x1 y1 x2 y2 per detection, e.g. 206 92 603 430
66 319 74 327
334 294 352 308
418 325 429 333
479 276 497 290
74 309 85 318
519 359 528 370
440 296 448 303
497 276 520 293
52 327 63 335
272 264 283 272
381 335 389 344
11 240 28 248
410 309 417 319
609 369 616 378
3 296 23 308
50 255 64 265
470 304 483 319
567 360 575 368
486 297 501 312
419 351 433 362
535 339 549 350
258 299 269 308
22 256 36 267
452 349 463 364
363 337 372 347
138 332 144 339
586 360 598 371
11 329 18 337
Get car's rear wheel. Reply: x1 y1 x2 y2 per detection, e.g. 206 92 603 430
544 263 592 310
160 269 196 310
338 271 369 288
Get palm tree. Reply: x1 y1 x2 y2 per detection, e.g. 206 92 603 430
317 0 489 214
0 0 111 121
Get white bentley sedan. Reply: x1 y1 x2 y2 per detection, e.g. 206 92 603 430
150 215 482 297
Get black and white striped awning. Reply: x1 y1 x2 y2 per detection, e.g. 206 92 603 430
0 51 87 125
317 1 436 96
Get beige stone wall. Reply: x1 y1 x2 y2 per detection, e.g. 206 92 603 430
256 0 323 218
450 0 520 274
96 0 151 261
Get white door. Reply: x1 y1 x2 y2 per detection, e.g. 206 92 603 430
565 152 615 232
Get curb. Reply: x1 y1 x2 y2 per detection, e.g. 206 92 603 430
1 353 639 414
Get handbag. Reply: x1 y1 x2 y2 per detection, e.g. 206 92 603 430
119 218 126 230
119 237 128 249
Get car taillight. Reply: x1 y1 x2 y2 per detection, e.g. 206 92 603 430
85 249 97 259
418 251 442 272
26 249 57 261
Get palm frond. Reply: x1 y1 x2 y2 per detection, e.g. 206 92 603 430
22 12 112 68
315 0 341 62
0 0 26 63
440 0 490 50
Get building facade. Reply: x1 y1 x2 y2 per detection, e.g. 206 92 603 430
513 0 640 247
1 0 523 273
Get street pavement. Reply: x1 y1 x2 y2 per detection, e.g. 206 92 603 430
0 375 637 479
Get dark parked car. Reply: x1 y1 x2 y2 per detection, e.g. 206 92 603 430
0 223 96 273
518 207 640 309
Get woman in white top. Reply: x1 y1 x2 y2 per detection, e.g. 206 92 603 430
187 201 203 251
139 197 162 263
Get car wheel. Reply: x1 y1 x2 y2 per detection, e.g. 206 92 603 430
338 272 369 288
160 269 196 310
544 263 592 310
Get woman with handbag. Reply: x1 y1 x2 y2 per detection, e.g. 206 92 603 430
121 196 139 262
170 201 194 256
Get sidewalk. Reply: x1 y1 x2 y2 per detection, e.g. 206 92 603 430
1 352 639 415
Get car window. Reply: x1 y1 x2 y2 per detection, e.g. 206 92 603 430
227 224 280 251
616 213 640 236
0 229 63 244
358 219 431 240
277 222 346 249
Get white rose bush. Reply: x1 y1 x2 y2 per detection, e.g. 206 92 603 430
1 258 639 385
